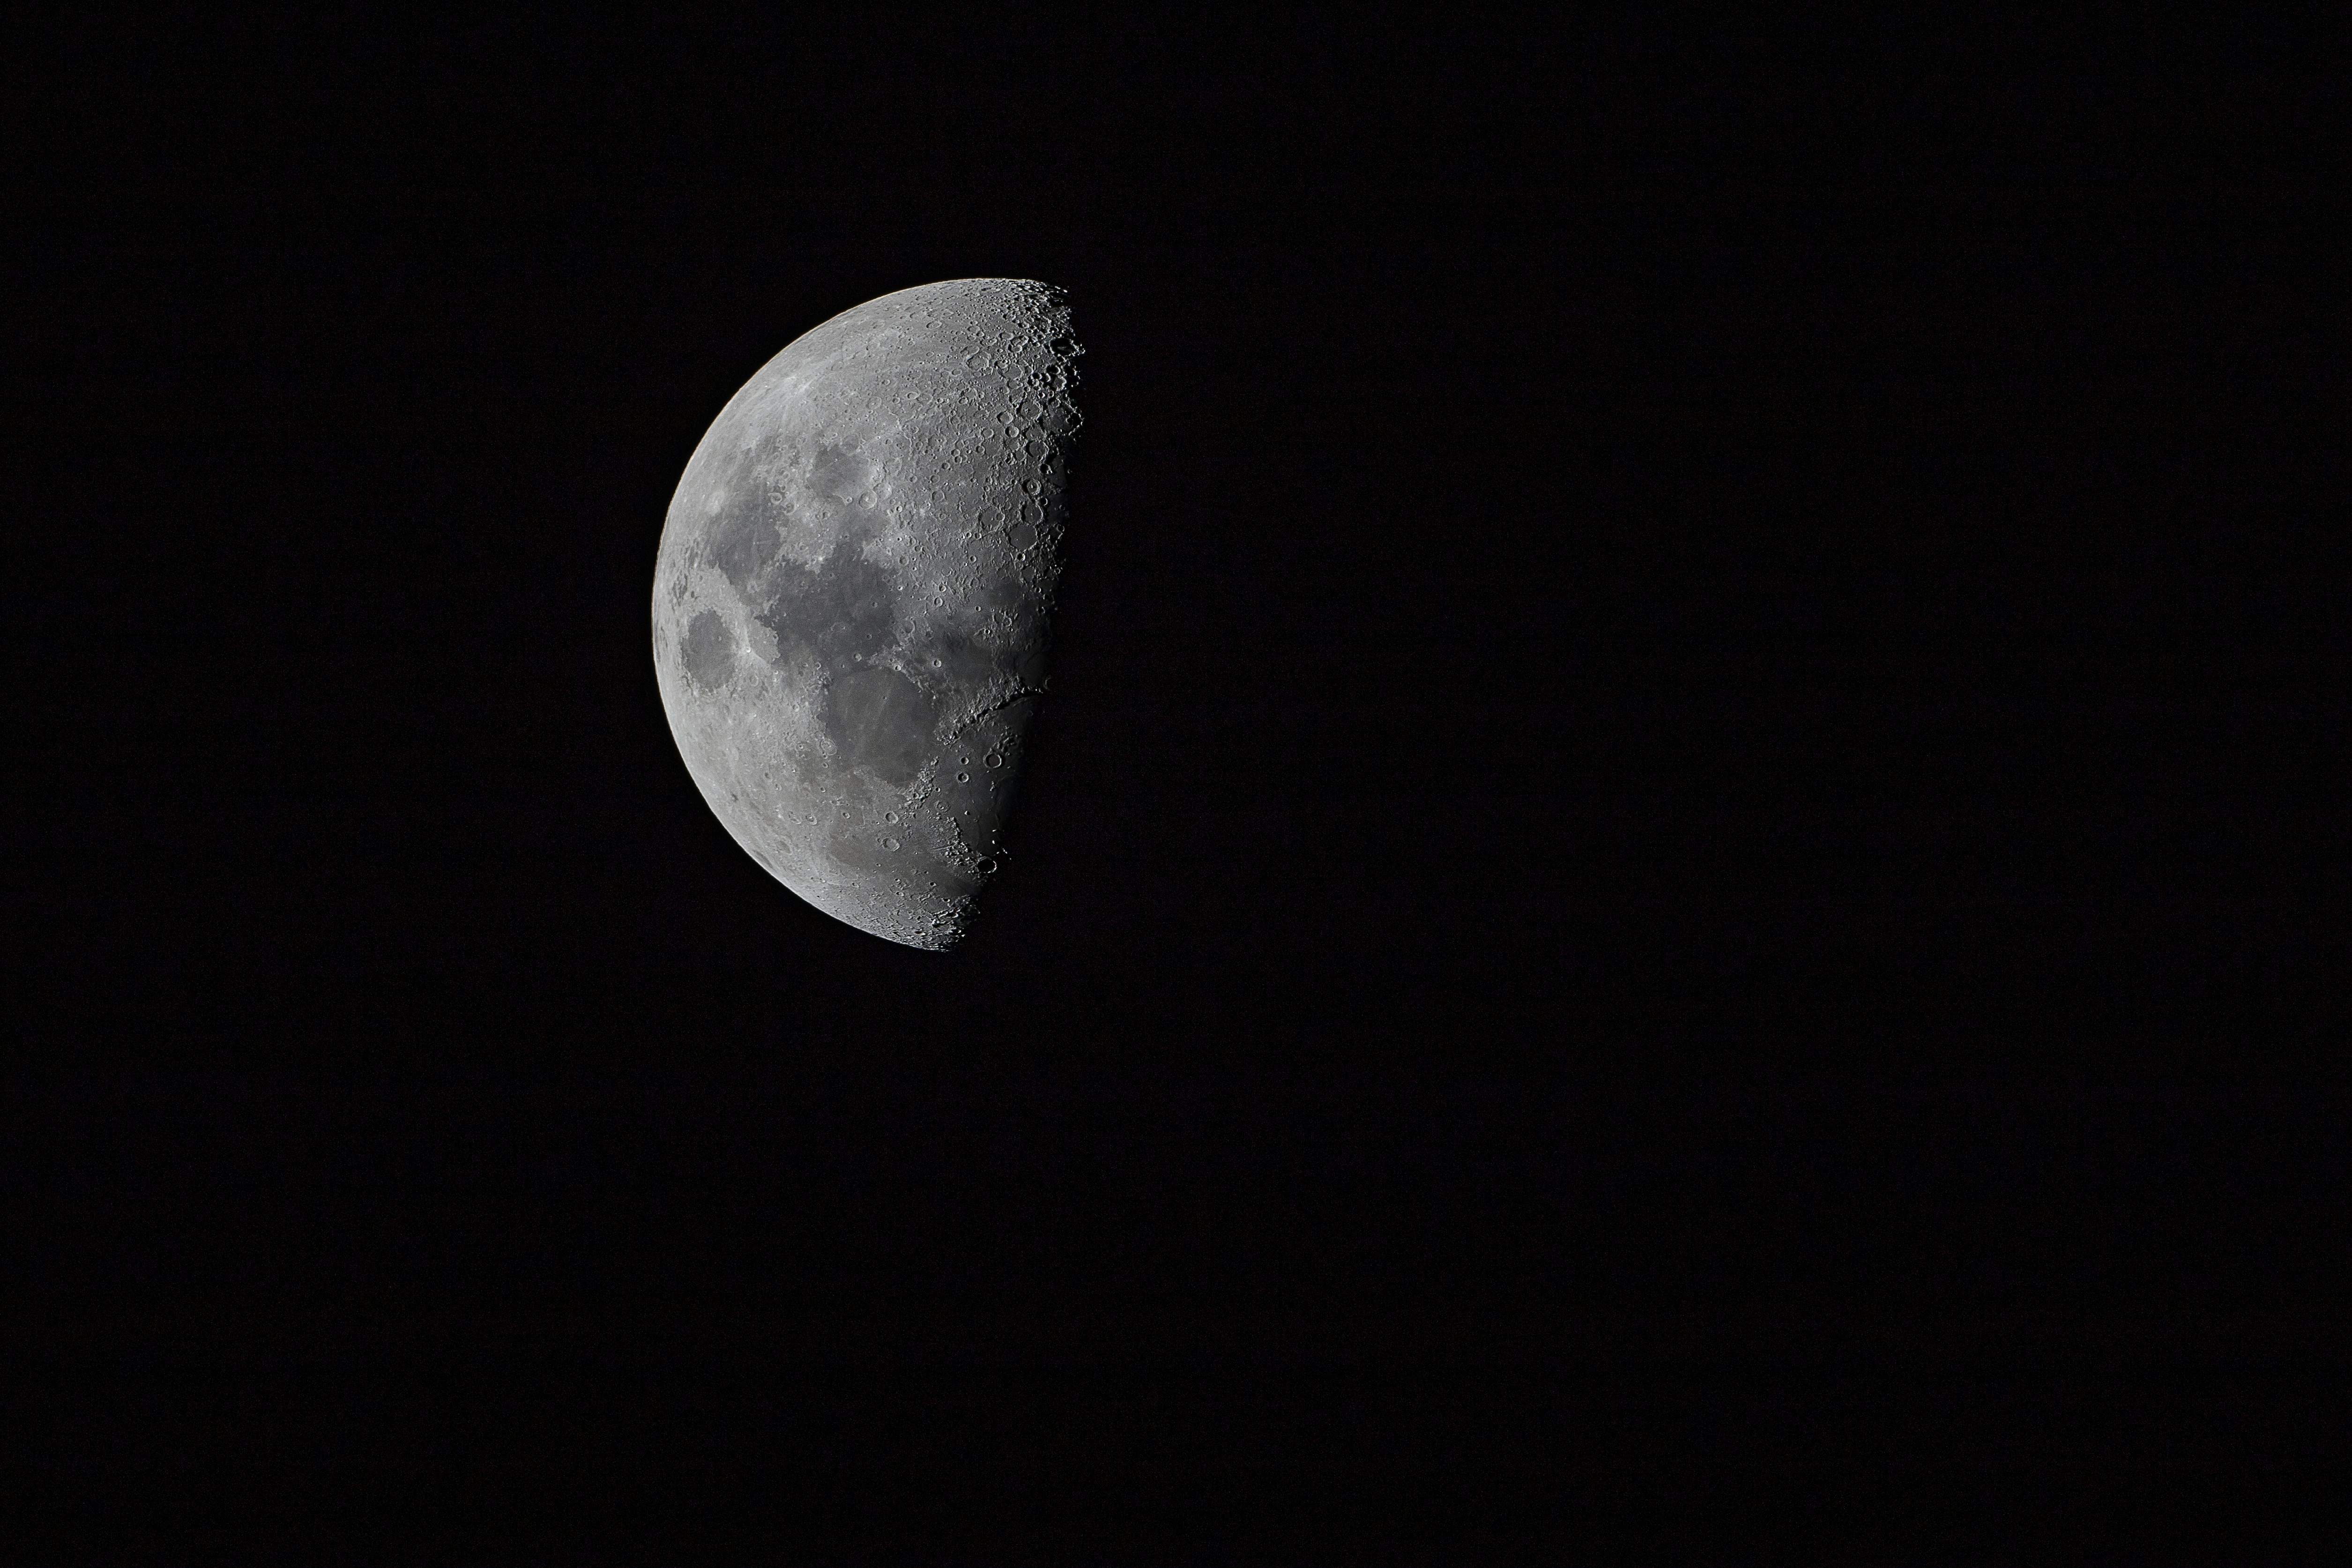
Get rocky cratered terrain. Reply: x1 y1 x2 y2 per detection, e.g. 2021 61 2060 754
652 278 1082 950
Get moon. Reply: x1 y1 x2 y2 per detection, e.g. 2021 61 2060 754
651 279 1082 950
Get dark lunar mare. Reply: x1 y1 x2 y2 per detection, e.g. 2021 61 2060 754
706 498 782 592
682 609 735 690
757 550 899 668
826 668 935 785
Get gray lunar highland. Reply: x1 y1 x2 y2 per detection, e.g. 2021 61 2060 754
651 278 1082 949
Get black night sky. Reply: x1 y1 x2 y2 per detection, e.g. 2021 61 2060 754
11 15 2345 1561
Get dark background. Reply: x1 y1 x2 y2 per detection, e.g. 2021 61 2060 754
9 13 2345 1561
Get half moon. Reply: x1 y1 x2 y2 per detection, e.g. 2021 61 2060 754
651 278 1082 950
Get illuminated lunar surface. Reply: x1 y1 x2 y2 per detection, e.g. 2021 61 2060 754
651 278 1081 949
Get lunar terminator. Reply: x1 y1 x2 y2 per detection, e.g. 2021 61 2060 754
652 279 1081 949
